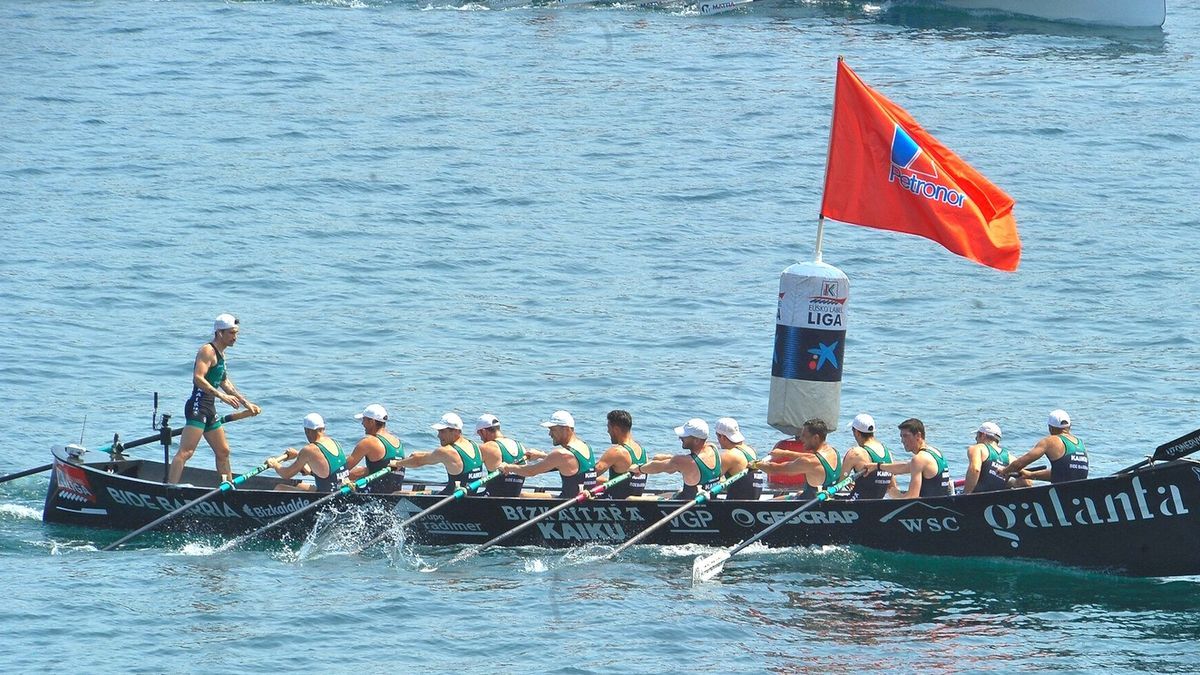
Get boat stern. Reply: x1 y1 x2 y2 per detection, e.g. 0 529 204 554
42 445 111 526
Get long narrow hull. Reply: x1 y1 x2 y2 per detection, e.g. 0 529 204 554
43 448 1200 576
928 0 1166 28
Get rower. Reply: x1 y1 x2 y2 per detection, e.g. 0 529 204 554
715 417 767 500
593 410 649 499
635 418 723 500
498 410 597 498
877 418 951 498
391 412 486 496
839 413 899 500
1004 409 1089 484
962 421 1011 494
343 404 406 494
756 418 841 499
476 413 544 497
267 413 350 492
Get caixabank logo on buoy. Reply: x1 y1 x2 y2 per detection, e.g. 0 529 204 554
888 125 966 208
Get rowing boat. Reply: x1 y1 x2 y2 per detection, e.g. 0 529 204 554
544 0 1167 27
41 438 1200 576
923 0 1166 28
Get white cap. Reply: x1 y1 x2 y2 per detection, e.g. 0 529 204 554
1048 409 1071 429
540 410 575 428
674 418 709 440
850 413 876 434
976 421 1002 439
715 417 744 444
214 313 239 331
302 413 325 430
475 413 501 432
431 412 464 431
355 404 388 423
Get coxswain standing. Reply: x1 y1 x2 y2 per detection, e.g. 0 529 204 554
635 418 724 500
391 413 486 496
476 413 545 497
343 404 406 494
499 410 597 498
1004 409 1089 484
876 418 951 498
268 413 350 492
593 410 649 499
962 421 1011 494
839 413 899 500
757 419 841 499
168 313 260 484
714 417 768 500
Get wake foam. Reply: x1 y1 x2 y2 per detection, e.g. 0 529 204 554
0 504 41 521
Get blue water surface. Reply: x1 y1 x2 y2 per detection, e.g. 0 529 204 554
1 0 1199 671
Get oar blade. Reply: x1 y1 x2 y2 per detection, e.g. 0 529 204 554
697 0 754 15
1154 426 1200 463
691 550 730 584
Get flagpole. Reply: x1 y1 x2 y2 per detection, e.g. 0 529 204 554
814 56 843 264
814 216 826 262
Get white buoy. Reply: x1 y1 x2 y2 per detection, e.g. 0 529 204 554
767 260 848 436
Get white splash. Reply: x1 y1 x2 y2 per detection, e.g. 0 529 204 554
175 542 220 556
0 504 42 520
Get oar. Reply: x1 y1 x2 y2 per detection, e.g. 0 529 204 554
1118 426 1200 474
0 464 53 485
1 411 254 486
435 469 639 569
354 469 501 553
691 469 862 583
217 466 392 553
603 468 749 560
102 452 290 551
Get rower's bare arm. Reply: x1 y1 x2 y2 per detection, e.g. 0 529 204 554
901 458 928 499
770 449 804 460
962 446 984 494
594 446 624 475
839 449 866 480
886 476 902 499
273 445 316 480
877 459 911 475
1005 441 1047 474
222 377 260 414
1021 467 1052 481
344 438 376 473
192 346 233 406
524 448 548 460
638 456 683 476
393 450 443 470
506 451 566 477
760 454 816 475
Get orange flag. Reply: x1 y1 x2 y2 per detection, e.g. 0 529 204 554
820 59 1021 272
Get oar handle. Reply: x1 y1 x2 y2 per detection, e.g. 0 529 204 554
95 411 252 456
